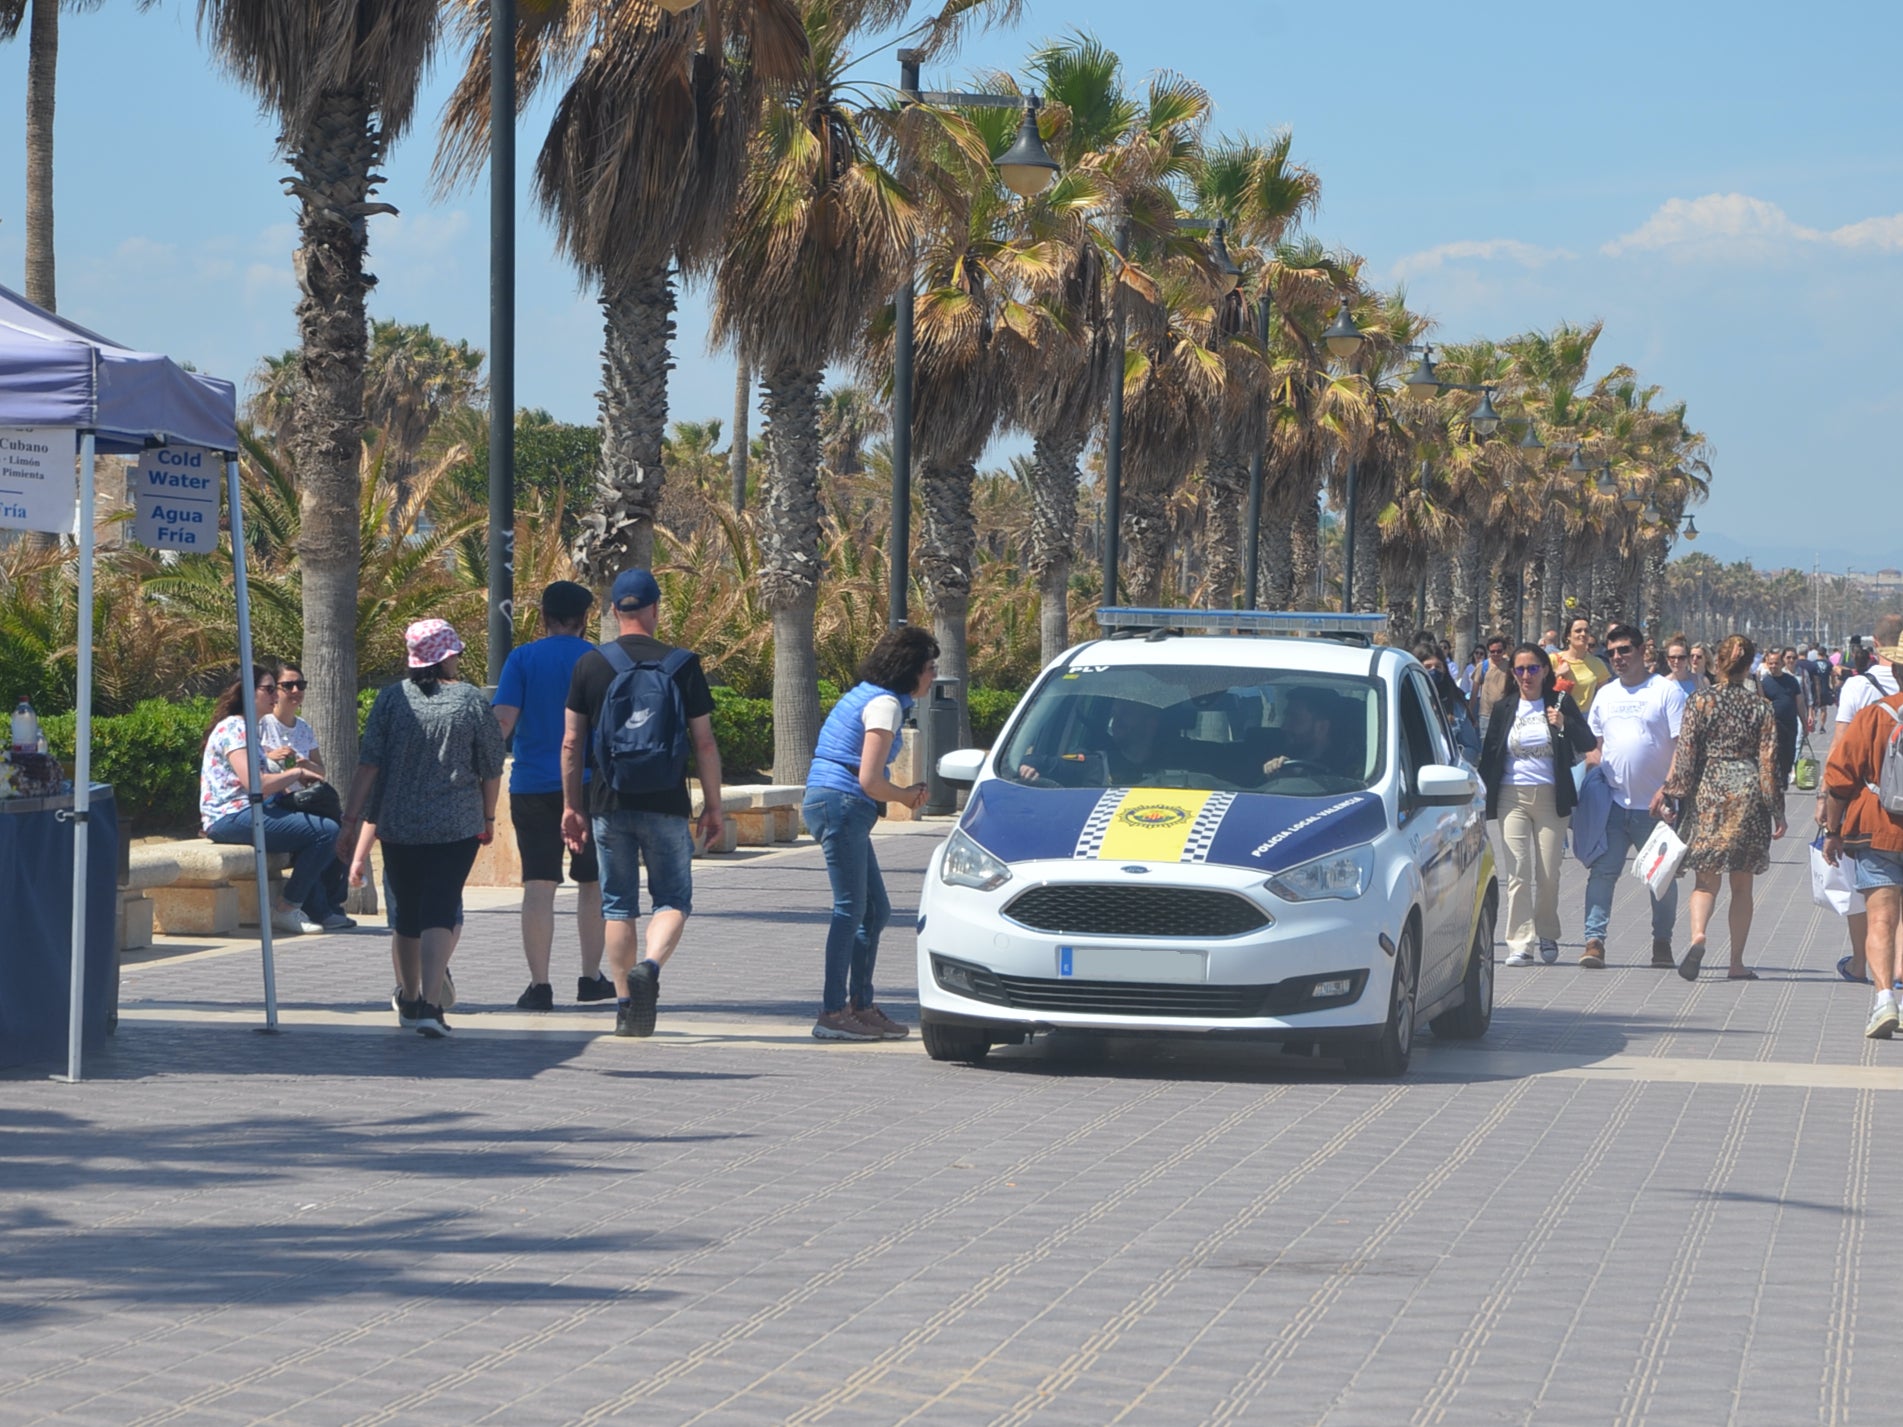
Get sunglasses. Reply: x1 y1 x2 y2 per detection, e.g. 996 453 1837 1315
1666 653 1689 663
1512 664 1546 677
278 679 307 692
1606 644 1636 657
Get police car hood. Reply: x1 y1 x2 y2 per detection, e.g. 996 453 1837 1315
959 777 1386 875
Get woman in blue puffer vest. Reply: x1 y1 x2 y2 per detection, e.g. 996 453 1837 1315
803 624 940 1043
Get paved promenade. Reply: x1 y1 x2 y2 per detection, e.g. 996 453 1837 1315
5 792 1902 1425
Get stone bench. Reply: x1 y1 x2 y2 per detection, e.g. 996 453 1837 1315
126 842 291 941
694 785 806 847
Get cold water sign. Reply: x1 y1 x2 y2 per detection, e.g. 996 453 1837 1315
0 426 77 534
132 446 220 551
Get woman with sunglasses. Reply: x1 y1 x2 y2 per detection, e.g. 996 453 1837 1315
1477 643 1599 966
260 662 354 930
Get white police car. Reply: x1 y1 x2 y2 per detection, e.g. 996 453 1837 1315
917 609 1496 1076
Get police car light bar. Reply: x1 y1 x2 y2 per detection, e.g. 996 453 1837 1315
1097 608 1390 642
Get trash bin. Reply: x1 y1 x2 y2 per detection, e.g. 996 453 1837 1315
922 676 964 815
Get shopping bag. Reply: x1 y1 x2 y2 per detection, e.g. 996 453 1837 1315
1810 833 1866 916
1794 737 1820 792
1629 818 1688 897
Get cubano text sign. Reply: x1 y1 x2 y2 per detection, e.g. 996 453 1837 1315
131 446 220 551
0 426 78 534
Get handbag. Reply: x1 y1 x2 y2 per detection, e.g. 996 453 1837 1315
286 777 344 823
1810 833 1865 917
1794 736 1820 792
1629 817 1689 897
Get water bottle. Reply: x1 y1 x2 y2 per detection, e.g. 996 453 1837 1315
10 698 38 755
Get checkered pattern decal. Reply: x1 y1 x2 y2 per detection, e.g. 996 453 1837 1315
1180 791 1236 863
1073 789 1127 859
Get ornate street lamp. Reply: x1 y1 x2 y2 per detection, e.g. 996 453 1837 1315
1468 386 1501 438
994 100 1061 200
1518 420 1544 452
1402 346 1440 402
1683 515 1700 541
1595 464 1619 498
1322 297 1365 361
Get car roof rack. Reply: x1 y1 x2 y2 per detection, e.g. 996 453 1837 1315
1096 607 1390 646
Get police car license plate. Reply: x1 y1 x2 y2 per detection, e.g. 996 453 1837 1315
1058 946 1208 983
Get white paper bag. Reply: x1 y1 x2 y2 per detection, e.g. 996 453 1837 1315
1810 834 1866 917
1629 819 1688 897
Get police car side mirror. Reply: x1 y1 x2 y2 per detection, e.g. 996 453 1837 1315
1416 764 1479 807
938 748 988 786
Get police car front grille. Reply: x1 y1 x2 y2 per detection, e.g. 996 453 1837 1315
993 975 1271 1018
1002 885 1269 939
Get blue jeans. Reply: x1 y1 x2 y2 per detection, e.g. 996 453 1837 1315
803 788 890 1013
1583 802 1680 944
206 804 341 921
592 808 694 921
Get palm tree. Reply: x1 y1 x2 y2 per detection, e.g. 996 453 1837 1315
436 0 808 589
198 0 445 793
0 0 105 311
364 319 486 491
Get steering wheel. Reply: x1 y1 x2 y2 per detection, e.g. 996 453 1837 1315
1263 757 1328 782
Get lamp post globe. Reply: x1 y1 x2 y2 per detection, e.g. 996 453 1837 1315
1518 420 1544 451
654 0 701 10
996 104 1060 199
1621 485 1644 513
1643 499 1663 524
1469 386 1501 438
1403 350 1440 402
1566 447 1592 476
1322 298 1364 361
1683 515 1700 541
1595 466 1618 498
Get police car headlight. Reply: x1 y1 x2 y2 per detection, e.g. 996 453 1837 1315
940 828 1013 892
1266 845 1374 902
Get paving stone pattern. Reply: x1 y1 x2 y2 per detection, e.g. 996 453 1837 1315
5 794 1902 1425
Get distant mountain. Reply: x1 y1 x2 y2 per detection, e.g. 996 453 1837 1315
1672 526 1873 576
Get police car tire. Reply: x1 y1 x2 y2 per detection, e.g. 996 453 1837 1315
1345 924 1418 1078
1431 896 1496 1041
922 1018 991 1065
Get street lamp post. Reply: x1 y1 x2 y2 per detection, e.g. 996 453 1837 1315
1241 284 1271 608
1321 295 1367 609
487 0 516 673
891 50 1059 627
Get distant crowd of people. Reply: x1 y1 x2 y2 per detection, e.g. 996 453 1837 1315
195 570 930 1045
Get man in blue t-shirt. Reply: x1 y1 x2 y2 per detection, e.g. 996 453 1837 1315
493 581 608 1011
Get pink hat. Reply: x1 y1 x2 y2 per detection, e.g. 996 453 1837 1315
405 618 464 668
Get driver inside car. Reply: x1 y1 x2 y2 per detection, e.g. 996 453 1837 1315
1017 699 1216 788
1260 686 1347 780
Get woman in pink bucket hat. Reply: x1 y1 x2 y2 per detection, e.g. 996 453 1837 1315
336 619 506 1037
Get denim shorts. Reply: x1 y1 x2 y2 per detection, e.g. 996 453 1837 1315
1851 847 1903 894
592 808 694 920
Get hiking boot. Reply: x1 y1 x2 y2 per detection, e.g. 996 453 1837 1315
413 1002 450 1039
1651 938 1676 968
577 973 617 1004
812 1009 879 1041
1865 1002 1899 1041
851 1004 911 1040
1580 939 1606 969
516 982 554 1012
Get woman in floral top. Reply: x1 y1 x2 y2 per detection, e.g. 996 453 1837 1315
199 664 344 935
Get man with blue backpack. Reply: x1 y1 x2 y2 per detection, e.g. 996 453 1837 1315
561 569 725 1037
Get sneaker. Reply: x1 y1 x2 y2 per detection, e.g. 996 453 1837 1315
320 912 358 931
851 1004 911 1040
413 1002 450 1038
437 968 456 1011
270 906 305 936
1580 939 1606 969
619 964 659 1038
1651 938 1676 968
393 992 420 1029
1865 1002 1898 1041
1539 939 1560 964
1505 949 1536 968
812 1009 879 1041
577 973 617 1004
516 982 554 1012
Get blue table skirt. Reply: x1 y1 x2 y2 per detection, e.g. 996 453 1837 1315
0 788 119 1070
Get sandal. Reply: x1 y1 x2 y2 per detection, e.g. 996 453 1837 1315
1727 969 1759 981
1677 940 1707 982
1837 956 1871 985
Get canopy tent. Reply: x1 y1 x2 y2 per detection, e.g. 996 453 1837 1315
0 281 276 1080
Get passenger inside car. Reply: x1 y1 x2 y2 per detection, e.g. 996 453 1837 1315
1261 686 1356 782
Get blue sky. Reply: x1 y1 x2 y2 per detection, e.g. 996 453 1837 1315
2 0 1898 572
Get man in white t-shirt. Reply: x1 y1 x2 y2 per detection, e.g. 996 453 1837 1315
1816 613 1902 982
1581 622 1688 968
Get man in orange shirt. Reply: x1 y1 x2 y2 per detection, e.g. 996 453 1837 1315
1822 658 1903 1039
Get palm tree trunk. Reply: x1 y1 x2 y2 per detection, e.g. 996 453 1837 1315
758 364 825 783
1540 511 1565 635
1201 456 1246 609
1428 556 1453 638
1122 489 1172 605
919 458 976 746
1646 539 1669 634
1352 497 1381 614
24 0 57 311
1288 484 1320 608
575 264 675 586
729 353 750 513
285 85 381 794
1450 526 1483 665
1029 428 1082 663
1258 507 1293 610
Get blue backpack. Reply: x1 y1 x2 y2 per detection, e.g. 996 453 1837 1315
591 642 693 796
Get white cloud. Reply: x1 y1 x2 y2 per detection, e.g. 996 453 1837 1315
1602 193 1903 258
1387 238 1573 281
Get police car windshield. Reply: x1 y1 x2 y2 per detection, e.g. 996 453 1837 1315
1001 664 1382 797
